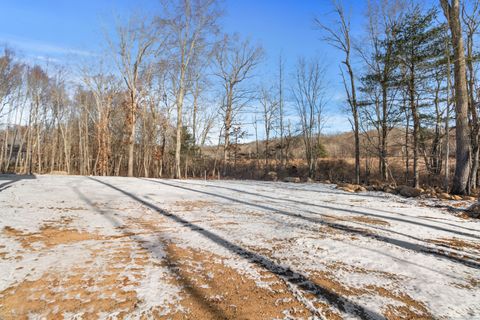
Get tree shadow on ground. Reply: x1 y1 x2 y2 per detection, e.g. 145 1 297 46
73 185 231 320
0 174 36 192
263 181 480 233
179 180 480 239
178 184 475 263
144 179 480 270
86 177 384 320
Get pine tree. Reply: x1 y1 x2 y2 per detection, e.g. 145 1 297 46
395 6 446 188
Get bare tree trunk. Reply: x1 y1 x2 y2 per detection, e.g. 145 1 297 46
254 114 260 177
317 3 359 184
26 103 34 175
441 0 471 195
78 116 84 175
127 102 136 177
404 97 410 184
50 124 57 172
175 87 185 179
109 19 155 177
35 99 42 173
59 124 70 174
381 82 388 181
84 112 90 174
8 105 23 172
223 89 233 171
0 111 11 172
445 105 451 190
279 55 285 169
215 35 263 176
463 4 480 193
192 77 199 149
15 126 27 173
409 68 420 189
349 64 360 185
165 0 221 179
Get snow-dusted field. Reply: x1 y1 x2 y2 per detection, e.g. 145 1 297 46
0 175 479 319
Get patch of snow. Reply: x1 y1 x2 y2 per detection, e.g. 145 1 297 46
1 175 479 319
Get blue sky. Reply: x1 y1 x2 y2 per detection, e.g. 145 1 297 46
0 0 371 133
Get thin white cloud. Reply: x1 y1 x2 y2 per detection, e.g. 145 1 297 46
0 34 95 57
31 55 62 63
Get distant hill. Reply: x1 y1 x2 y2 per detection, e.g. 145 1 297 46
200 127 424 160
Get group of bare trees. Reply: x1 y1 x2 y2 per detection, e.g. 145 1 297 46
0 0 269 180
292 58 327 178
1 0 480 195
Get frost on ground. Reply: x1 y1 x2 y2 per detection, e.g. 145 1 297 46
0 175 479 319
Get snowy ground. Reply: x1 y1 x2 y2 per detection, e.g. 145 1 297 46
0 175 479 319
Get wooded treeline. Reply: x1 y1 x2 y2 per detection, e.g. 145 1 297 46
0 0 479 195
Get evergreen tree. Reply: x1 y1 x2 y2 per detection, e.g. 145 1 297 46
395 6 446 188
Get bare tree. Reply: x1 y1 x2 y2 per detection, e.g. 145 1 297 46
316 1 360 184
462 0 480 192
292 57 327 178
441 0 471 194
109 17 155 177
278 54 286 169
358 0 404 182
81 62 120 176
48 69 72 174
444 36 454 190
159 0 221 178
190 75 217 147
0 48 23 172
214 34 263 174
259 85 278 172
26 65 50 174
0 48 22 118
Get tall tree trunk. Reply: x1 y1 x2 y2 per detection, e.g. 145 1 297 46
192 78 199 149
127 99 136 177
85 112 90 174
408 66 420 189
381 82 388 181
318 3 360 184
175 87 185 179
279 55 285 169
445 37 453 191
254 116 260 177
441 0 471 195
50 124 57 172
465 14 479 193
223 88 233 175
347 61 360 185
404 96 410 184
